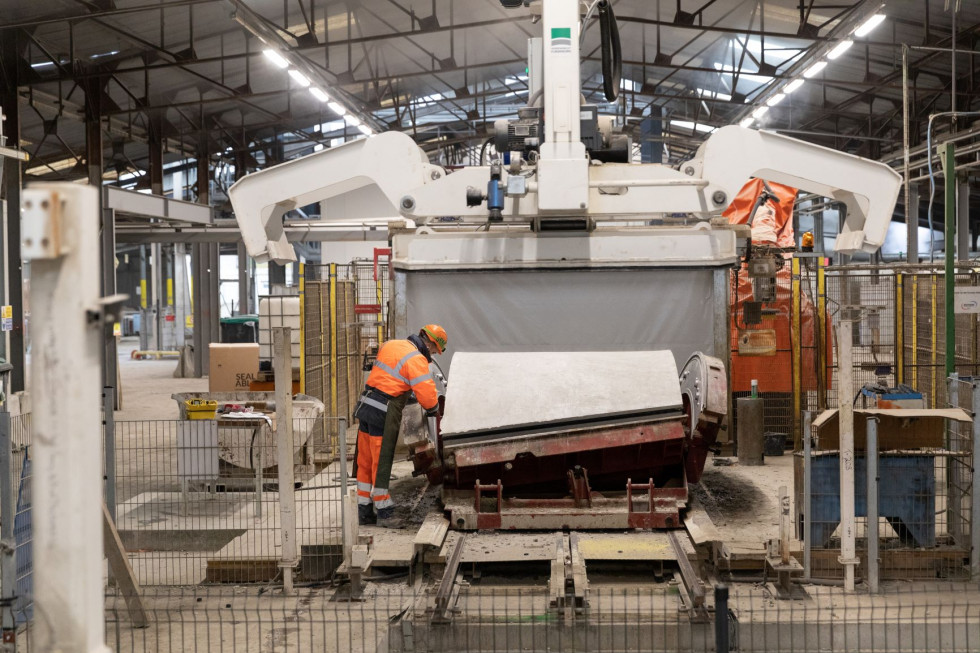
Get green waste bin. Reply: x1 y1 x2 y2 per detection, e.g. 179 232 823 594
220 315 258 343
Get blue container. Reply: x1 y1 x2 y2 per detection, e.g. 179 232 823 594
809 453 935 548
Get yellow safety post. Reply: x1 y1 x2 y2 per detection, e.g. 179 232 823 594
299 262 305 395
816 257 827 409
329 263 339 427
167 277 173 306
791 257 802 450
318 277 327 440
895 273 904 385
910 276 919 389
931 275 938 406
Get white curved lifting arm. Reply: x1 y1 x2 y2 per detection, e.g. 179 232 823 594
690 126 902 255
231 126 901 263
228 131 440 263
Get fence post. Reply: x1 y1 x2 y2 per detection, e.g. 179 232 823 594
714 584 729 653
949 374 962 543
274 326 298 594
791 257 802 449
837 318 859 591
867 416 879 594
104 386 117 522
0 412 15 641
338 418 348 534
972 381 980 580
803 410 812 580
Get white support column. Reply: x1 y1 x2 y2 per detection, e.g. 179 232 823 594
837 319 859 591
22 183 109 653
173 243 187 348
274 326 298 593
537 0 588 212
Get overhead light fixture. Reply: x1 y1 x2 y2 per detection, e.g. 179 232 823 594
854 14 886 38
263 49 289 69
313 143 325 152
327 101 346 116
803 61 827 78
344 114 362 127
288 69 310 87
309 87 330 102
357 125 374 136
739 117 755 128
766 93 786 107
785 79 805 94
827 40 853 60
752 106 769 119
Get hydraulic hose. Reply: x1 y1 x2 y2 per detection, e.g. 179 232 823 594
597 0 622 102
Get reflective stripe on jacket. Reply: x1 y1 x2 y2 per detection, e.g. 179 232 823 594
365 338 438 411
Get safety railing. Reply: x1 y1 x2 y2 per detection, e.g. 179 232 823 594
0 412 33 649
108 416 348 587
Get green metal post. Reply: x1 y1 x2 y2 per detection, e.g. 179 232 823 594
942 142 956 377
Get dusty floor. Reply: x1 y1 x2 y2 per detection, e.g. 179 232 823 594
116 337 208 420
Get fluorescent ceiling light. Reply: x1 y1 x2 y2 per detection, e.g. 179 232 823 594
671 120 715 133
309 87 330 102
288 69 310 87
784 79 805 94
327 101 346 116
30 61 56 69
313 143 324 152
854 14 886 38
344 114 361 127
739 117 755 128
827 40 853 60
803 61 827 78
90 50 119 59
752 106 769 119
357 124 374 136
766 93 786 107
263 49 289 69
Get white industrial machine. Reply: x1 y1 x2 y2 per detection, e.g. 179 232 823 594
230 0 902 530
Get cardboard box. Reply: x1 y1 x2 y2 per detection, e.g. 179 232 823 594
209 343 260 392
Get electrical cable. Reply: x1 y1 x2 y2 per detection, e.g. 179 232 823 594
478 137 494 166
597 1 622 102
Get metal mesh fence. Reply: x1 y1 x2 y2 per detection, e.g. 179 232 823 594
1 412 34 645
97 582 980 653
110 416 347 587
304 260 389 459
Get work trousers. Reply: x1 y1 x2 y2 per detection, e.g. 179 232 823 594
354 394 407 511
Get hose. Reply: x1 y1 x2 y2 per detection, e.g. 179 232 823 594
597 0 622 102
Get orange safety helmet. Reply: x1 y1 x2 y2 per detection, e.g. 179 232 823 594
420 324 448 354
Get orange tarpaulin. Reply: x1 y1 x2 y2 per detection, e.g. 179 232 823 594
726 179 830 394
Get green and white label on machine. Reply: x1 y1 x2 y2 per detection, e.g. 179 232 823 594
550 27 572 53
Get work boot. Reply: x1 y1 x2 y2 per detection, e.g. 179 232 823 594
357 503 377 526
375 507 403 529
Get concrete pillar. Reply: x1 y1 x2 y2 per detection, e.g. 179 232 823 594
958 178 970 262
736 397 764 465
1 32 26 391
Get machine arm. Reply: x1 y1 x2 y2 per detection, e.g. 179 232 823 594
231 125 901 263
691 126 902 254
228 131 440 263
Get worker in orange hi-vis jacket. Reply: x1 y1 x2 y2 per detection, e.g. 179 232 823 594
352 325 447 527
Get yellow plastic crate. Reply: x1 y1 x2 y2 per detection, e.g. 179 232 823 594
184 399 218 420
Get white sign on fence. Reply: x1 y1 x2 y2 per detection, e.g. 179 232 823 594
954 286 980 314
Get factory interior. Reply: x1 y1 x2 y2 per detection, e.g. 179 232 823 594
2 0 980 651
